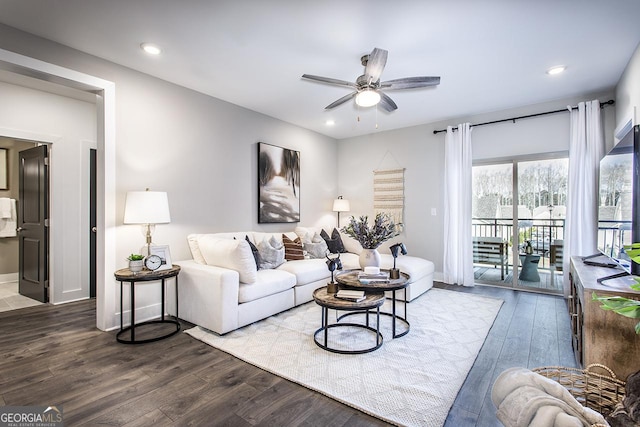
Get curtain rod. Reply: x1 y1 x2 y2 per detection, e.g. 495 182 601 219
432 99 615 134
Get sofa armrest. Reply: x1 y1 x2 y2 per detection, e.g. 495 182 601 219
172 259 240 334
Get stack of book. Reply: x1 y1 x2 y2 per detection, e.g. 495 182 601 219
357 271 390 284
335 289 366 302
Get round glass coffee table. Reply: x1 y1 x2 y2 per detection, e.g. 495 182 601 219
336 269 411 338
312 287 385 354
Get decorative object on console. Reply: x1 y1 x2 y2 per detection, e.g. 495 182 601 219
332 196 350 227
325 252 342 294
341 213 400 269
258 142 300 223
389 242 407 279
123 189 171 256
127 254 144 273
593 242 640 334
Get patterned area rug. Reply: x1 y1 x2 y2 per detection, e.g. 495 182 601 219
185 288 503 427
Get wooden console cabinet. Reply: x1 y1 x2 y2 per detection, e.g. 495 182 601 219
569 256 640 380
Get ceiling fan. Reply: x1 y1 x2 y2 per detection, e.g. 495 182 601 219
302 47 440 112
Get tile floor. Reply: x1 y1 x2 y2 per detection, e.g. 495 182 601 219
0 281 43 312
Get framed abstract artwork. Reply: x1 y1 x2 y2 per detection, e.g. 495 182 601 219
0 148 6 190
258 142 300 223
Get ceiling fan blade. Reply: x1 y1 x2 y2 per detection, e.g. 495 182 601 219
325 91 357 110
301 74 356 88
364 48 388 83
379 92 397 112
380 76 441 90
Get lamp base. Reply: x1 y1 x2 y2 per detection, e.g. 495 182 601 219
389 268 400 280
327 281 339 294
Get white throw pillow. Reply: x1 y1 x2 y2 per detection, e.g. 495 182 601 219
197 235 258 283
339 230 363 255
257 236 285 269
300 232 328 258
187 233 207 264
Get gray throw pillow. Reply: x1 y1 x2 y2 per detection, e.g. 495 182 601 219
304 240 328 259
257 236 285 269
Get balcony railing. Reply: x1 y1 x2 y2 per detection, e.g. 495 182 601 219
473 217 565 269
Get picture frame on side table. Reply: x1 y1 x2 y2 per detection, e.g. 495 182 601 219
258 142 300 223
150 245 172 270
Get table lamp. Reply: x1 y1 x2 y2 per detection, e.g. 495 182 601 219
124 189 171 255
389 242 407 279
332 196 350 228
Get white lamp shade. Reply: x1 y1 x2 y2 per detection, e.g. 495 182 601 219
124 191 171 224
333 198 350 212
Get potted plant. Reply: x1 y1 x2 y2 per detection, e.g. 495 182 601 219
341 213 400 269
592 243 640 334
127 253 145 273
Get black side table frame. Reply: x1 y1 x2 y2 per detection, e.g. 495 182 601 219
115 265 181 344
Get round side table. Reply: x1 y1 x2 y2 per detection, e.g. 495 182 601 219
312 287 385 354
114 265 181 344
336 269 411 338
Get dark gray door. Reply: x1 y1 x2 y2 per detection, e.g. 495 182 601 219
18 145 49 303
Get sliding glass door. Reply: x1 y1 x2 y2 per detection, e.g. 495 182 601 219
472 155 567 293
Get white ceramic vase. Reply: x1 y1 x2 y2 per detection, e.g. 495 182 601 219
359 248 381 269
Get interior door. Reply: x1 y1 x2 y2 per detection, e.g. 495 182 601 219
18 145 49 303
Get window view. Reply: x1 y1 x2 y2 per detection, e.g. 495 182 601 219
472 157 568 293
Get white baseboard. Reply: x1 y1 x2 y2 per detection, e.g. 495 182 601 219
0 272 18 284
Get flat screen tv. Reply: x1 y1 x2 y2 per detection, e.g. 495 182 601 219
596 124 640 275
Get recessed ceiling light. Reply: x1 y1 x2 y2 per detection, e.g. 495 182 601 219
140 43 162 55
546 66 566 75
325 120 335 126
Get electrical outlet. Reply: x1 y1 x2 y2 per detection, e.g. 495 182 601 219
431 208 437 216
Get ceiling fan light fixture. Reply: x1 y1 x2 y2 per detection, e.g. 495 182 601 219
355 89 381 107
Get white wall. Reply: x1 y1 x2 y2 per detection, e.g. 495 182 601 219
0 24 338 330
616 41 640 132
0 81 97 303
337 93 616 279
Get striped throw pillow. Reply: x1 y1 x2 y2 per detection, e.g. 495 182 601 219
282 234 304 261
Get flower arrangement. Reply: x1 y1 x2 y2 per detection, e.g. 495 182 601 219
340 213 400 249
592 243 640 334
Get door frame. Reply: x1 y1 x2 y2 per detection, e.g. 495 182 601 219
0 48 116 331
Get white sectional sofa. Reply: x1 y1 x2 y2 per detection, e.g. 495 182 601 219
171 227 434 335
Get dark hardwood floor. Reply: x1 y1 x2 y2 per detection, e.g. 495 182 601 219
0 283 576 426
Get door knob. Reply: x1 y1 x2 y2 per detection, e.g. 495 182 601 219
91 227 97 233
16 227 23 233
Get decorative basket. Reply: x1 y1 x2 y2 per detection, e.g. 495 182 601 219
532 364 626 426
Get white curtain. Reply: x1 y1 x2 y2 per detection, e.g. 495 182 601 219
563 100 604 295
443 123 474 286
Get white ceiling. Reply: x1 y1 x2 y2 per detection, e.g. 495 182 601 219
1 0 639 139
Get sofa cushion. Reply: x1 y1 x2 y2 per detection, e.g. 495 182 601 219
277 258 330 286
256 235 285 269
283 234 304 261
379 254 435 281
238 269 296 303
339 231 363 255
198 235 258 284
